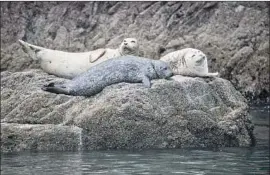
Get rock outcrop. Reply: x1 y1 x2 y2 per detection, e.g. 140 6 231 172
1 1 269 104
1 70 254 152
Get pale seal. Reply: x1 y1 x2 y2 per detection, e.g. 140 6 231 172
160 48 218 77
18 38 139 79
42 55 173 97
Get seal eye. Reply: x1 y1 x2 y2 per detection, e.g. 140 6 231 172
131 40 136 43
192 55 195 57
123 40 126 42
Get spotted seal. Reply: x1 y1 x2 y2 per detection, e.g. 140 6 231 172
19 38 139 79
160 48 218 77
42 55 173 97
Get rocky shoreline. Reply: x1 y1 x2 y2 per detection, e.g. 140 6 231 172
1 1 267 152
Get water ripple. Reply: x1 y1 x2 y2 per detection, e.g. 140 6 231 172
1 106 269 175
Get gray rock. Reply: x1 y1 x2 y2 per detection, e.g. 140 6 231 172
1 123 82 153
1 70 254 152
1 2 268 104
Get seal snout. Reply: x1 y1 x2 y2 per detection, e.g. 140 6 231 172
201 55 206 60
165 72 174 79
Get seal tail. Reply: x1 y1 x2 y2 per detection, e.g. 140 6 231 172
18 40 45 60
42 83 71 95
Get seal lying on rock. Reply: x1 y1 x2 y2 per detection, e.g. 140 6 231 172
160 48 218 77
42 55 173 97
18 38 139 79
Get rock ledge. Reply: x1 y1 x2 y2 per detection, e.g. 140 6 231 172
1 70 254 152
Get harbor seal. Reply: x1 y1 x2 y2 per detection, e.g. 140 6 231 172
19 38 139 79
42 55 173 97
160 48 218 77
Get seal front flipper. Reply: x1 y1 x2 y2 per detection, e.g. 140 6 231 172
202 72 219 77
207 72 219 77
142 76 151 88
42 83 71 95
89 49 106 63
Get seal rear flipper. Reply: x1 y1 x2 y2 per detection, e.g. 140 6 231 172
43 82 55 87
18 40 45 51
18 40 43 60
42 84 71 95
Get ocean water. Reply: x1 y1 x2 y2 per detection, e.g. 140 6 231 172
1 106 269 175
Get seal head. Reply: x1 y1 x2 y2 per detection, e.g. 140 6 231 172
119 38 139 55
160 48 218 77
152 60 174 79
